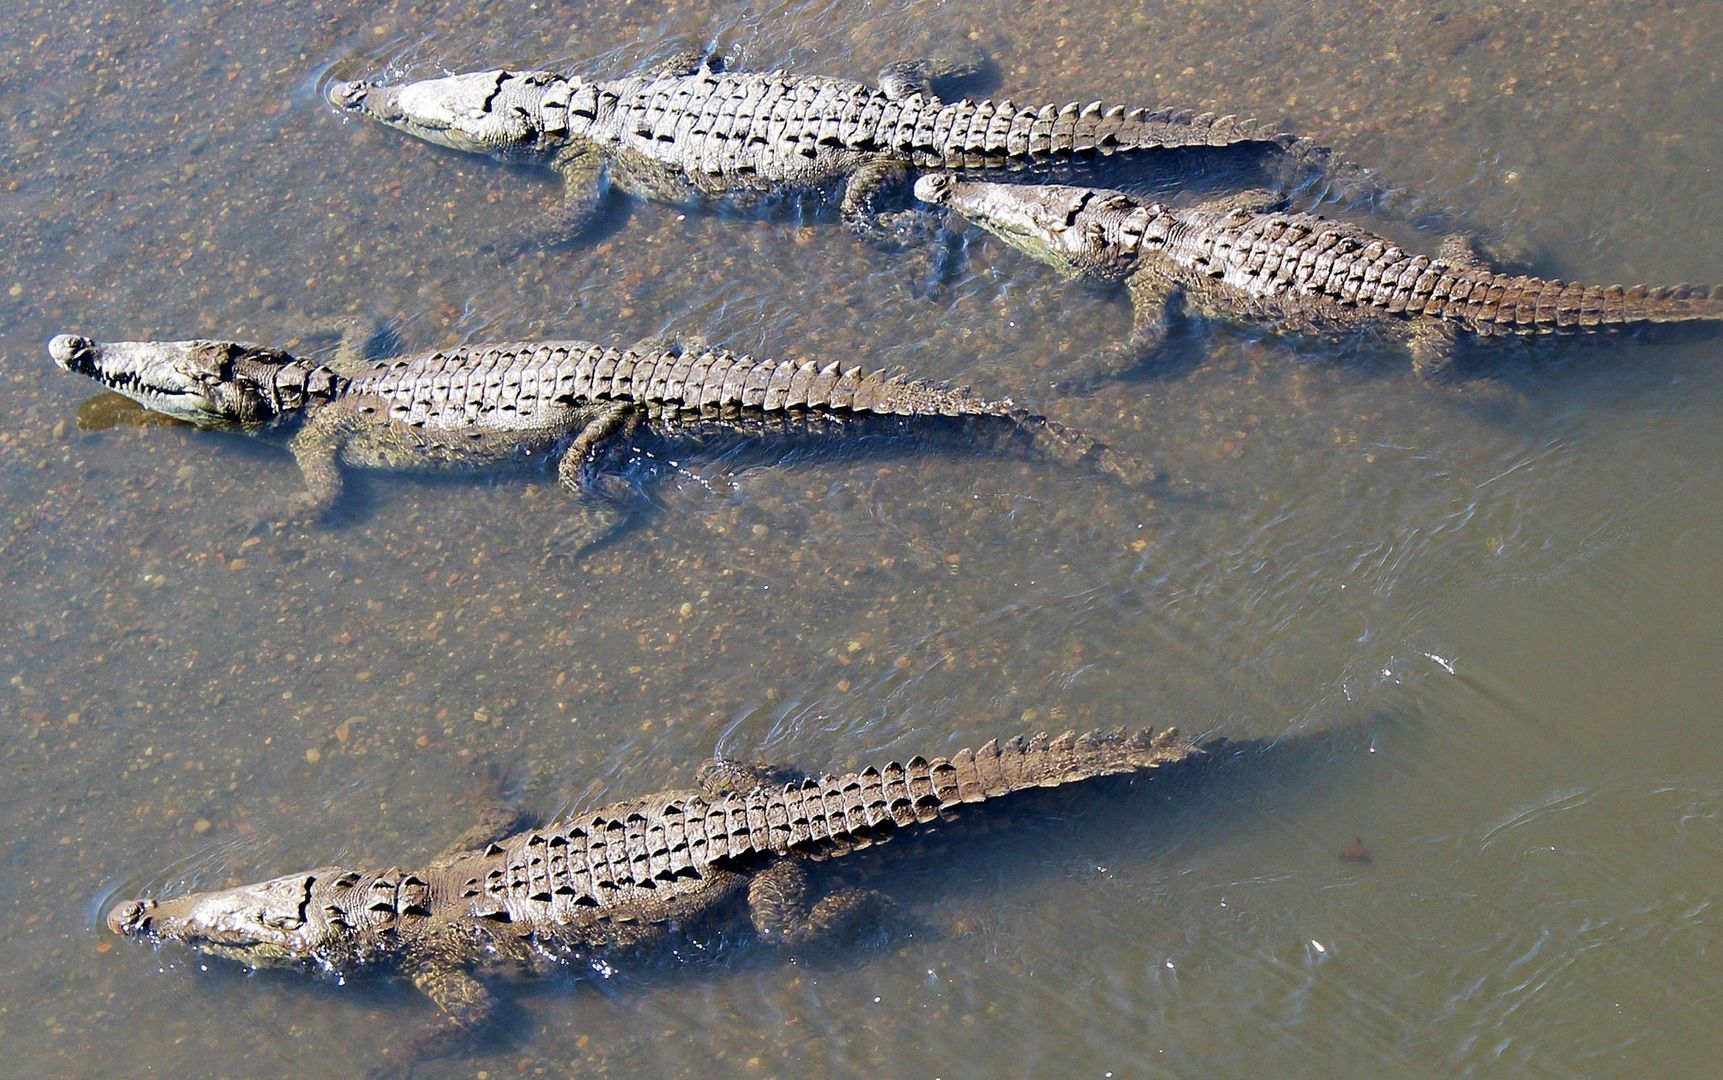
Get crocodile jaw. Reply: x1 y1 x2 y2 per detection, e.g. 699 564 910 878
915 174 1095 273
107 870 341 968
330 69 567 161
50 334 233 423
49 334 328 428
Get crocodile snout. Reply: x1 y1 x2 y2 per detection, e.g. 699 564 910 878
48 334 95 371
329 80 368 110
107 897 156 936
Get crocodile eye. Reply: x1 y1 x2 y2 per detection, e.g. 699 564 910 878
259 910 303 930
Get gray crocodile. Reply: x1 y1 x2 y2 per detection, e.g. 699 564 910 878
108 726 1212 1072
49 331 1141 555
327 54 1374 245
916 175 1723 383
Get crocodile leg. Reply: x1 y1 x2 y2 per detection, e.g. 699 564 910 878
1056 274 1180 392
747 859 895 947
331 317 386 371
697 758 806 795
272 413 350 523
842 161 921 237
370 960 498 1078
877 60 943 103
1193 188 1288 216
537 144 611 247
1437 233 1492 273
270 314 385 370
877 45 990 101
544 401 642 563
428 807 522 865
650 48 713 78
557 401 641 495
1408 319 1461 381
1414 239 1488 380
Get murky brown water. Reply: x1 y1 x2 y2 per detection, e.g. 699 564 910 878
2 1 1721 1076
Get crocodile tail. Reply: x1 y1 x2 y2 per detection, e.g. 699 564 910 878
1579 282 1723 327
907 99 1294 165
1001 408 1156 487
655 350 1004 417
1450 279 1723 333
699 727 1200 862
901 98 1400 212
819 364 1016 417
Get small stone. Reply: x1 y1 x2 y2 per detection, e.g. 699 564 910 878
305 746 322 764
228 558 248 571
7 283 20 298
193 818 212 834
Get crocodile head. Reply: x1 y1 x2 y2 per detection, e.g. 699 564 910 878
329 69 580 162
915 175 1150 281
49 335 338 428
107 869 355 969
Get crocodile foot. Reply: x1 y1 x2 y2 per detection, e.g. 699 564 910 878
855 207 945 253
249 490 327 533
748 859 899 948
538 502 632 569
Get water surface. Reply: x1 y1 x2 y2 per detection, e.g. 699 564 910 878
1 0 1720 1076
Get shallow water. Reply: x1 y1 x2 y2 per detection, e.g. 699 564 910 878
2 0 1721 1076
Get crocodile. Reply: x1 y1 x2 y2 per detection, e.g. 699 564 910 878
327 54 1380 246
107 726 1214 1071
48 331 1141 555
915 174 1723 383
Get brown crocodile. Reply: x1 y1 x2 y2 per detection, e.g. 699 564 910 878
107 726 1215 1072
916 175 1723 384
48 330 1143 556
327 53 1383 246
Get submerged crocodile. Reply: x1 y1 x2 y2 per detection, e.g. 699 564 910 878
916 175 1723 383
327 54 1376 245
108 727 1212 1071
49 331 1140 555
